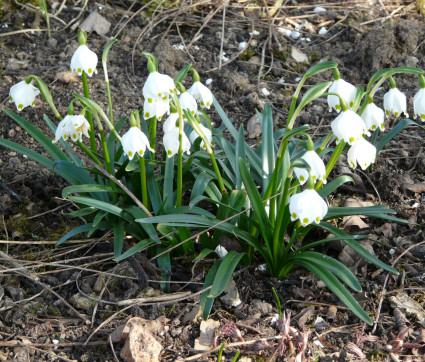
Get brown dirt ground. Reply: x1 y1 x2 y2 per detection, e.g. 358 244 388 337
1 1 425 361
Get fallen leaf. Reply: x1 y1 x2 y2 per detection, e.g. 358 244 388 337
80 11 111 36
194 319 219 351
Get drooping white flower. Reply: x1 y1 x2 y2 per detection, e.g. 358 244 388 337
294 150 327 185
189 123 213 149
289 189 328 227
70 45 98 77
327 79 357 112
52 115 90 143
187 81 213 109
347 138 376 170
179 92 198 115
413 88 425 121
121 127 154 160
163 112 179 133
9 80 40 111
383 87 407 117
163 127 191 157
331 110 369 145
361 102 385 131
143 96 170 120
142 71 177 99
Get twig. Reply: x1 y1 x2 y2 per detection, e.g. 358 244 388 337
218 0 228 70
372 239 425 333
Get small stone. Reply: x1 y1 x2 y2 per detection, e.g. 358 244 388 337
220 279 241 307
248 299 273 316
47 37 58 48
194 319 220 351
247 114 262 138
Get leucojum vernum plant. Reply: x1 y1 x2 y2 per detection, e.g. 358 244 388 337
2 29 425 325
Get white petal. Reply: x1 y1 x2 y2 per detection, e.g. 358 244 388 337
413 88 425 121
9 80 40 111
331 110 368 145
52 115 90 143
327 79 357 112
163 127 190 157
70 45 98 77
163 112 179 133
361 103 385 131
143 72 176 99
143 97 170 120
179 92 198 115
187 81 213 109
289 189 328 226
121 127 153 159
189 124 212 149
383 88 407 118
347 138 376 170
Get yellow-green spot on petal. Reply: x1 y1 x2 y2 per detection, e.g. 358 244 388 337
9 97 13 102
32 101 35 106
380 123 385 129
139 150 144 156
128 151 133 158
349 101 354 107
291 212 297 219
313 176 317 181
18 104 23 110
395 111 399 116
421 114 425 120
316 216 320 222
148 98 153 103
349 136 355 144
88 68 93 74
168 150 172 157
386 110 390 116
162 96 167 101
335 104 341 111
350 161 355 168
371 125 376 130
300 175 305 182
200 101 205 106
157 93 162 97
145 112 150 118
72 134 77 140
303 218 309 225
191 110 195 115
77 68 82 73
206 102 210 107
364 163 367 168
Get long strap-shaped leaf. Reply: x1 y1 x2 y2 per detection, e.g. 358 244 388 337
295 258 372 325
4 109 69 162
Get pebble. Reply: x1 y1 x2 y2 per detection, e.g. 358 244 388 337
47 37 58 48
319 27 328 35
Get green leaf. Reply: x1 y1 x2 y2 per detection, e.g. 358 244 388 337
319 222 398 274
3 109 69 162
102 37 117 65
290 251 361 291
163 155 174 210
114 238 156 262
57 223 94 246
175 64 192 84
325 205 396 219
0 138 54 170
113 219 124 258
191 172 214 202
156 249 171 292
238 158 273 246
318 175 354 197
367 67 424 93
261 103 275 190
193 249 216 263
304 61 338 79
69 196 123 217
62 184 115 198
375 118 425 152
200 261 221 319
298 82 332 109
294 258 372 325
209 251 245 298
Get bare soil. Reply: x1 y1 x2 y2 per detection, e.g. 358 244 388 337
1 1 425 361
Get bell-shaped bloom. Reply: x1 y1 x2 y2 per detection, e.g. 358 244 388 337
9 80 40 111
70 45 98 77
413 88 425 121
52 115 90 143
142 72 177 99
289 189 328 227
189 123 212 149
383 88 407 117
179 92 198 115
121 127 154 160
187 81 213 109
347 138 376 170
163 112 179 133
331 110 369 145
361 102 385 131
163 127 191 157
327 79 357 112
294 150 327 185
143 96 170 120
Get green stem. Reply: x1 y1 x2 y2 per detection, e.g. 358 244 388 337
315 141 346 190
175 98 184 207
149 116 157 152
99 128 112 174
317 132 333 156
81 71 97 153
139 156 148 208
282 227 298 258
105 81 114 125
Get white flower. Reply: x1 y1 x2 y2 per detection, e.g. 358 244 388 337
163 127 191 157
189 123 212 149
361 103 385 131
383 88 407 117
121 127 154 160
187 81 213 109
215 245 228 258
331 110 369 145
327 79 357 112
413 88 425 121
163 112 179 133
289 189 328 227
294 150 327 185
179 92 198 115
143 97 170 120
52 115 90 143
70 45 98 77
9 80 40 111
142 71 177 99
347 138 376 170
